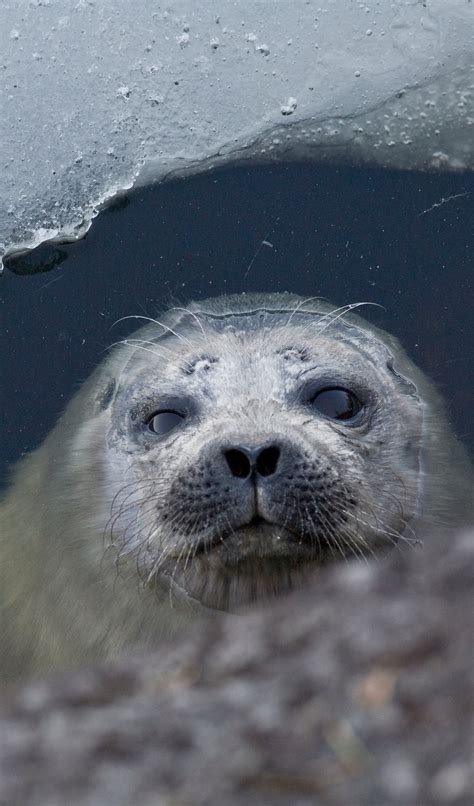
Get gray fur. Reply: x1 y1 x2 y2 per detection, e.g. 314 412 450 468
1 293 472 680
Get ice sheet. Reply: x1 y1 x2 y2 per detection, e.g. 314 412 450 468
2 0 473 268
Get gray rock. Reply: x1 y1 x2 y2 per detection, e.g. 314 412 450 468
0 528 472 805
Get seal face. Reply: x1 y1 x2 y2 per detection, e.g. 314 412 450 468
1 292 473 677
102 298 426 610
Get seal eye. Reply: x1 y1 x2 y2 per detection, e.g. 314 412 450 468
310 388 362 421
148 410 185 435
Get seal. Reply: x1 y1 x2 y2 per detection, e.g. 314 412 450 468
1 293 473 679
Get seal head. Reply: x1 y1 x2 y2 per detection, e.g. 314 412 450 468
98 296 429 609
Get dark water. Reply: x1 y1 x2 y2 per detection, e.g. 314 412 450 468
1 162 473 483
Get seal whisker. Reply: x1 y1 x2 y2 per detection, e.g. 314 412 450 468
343 507 409 553
323 518 351 562
106 484 158 553
301 502 325 558
123 338 197 370
309 504 340 562
168 307 210 345
337 518 381 564
285 296 326 327
111 314 196 349
322 505 374 563
354 478 421 546
107 339 195 371
316 301 384 336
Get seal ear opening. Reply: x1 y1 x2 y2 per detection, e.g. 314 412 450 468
95 378 116 413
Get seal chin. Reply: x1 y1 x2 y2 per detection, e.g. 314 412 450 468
153 518 327 611
203 517 320 561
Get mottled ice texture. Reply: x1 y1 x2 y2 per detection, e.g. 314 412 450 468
1 0 473 267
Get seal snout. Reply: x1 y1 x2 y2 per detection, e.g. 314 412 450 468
223 444 281 480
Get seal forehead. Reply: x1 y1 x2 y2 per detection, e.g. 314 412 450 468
175 327 317 377
127 314 390 391
170 342 376 420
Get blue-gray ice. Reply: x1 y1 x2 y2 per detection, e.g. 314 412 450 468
1 0 473 268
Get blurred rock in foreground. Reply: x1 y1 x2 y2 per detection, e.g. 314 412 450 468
0 528 472 806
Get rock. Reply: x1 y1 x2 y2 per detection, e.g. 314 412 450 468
0 528 472 805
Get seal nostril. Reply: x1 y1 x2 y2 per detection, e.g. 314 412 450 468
224 448 252 479
224 444 281 479
256 446 280 477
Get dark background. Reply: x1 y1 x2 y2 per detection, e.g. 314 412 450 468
1 162 473 486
